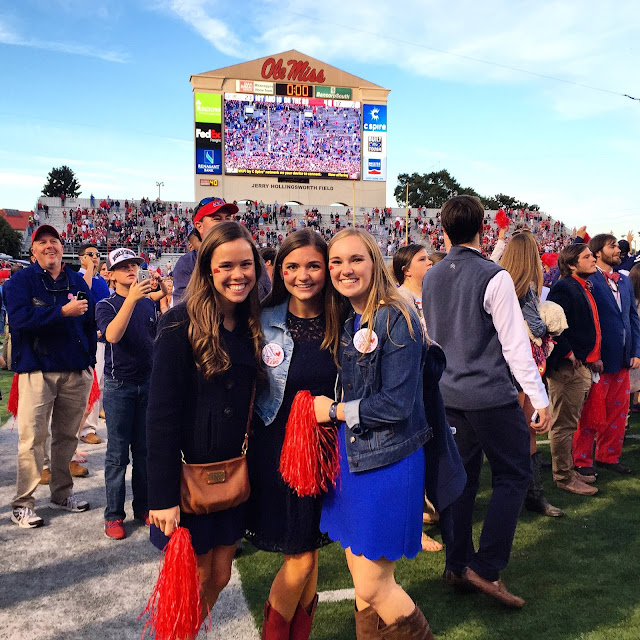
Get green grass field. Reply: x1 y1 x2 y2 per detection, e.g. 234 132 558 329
237 417 640 640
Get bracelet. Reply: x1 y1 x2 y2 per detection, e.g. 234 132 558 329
328 402 338 422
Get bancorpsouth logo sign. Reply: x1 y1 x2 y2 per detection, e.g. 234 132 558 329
194 93 221 124
363 105 387 132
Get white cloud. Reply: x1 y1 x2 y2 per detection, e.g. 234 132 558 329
163 0 640 117
164 0 243 57
0 16 127 62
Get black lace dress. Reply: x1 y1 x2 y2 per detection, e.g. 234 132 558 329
246 312 336 553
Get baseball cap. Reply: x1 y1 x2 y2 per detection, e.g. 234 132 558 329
192 198 239 225
107 247 144 269
31 224 61 244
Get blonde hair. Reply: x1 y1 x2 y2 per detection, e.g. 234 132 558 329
322 228 422 362
185 221 263 379
500 231 543 299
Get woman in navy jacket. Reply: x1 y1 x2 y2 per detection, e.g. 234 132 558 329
146 222 263 627
314 229 434 640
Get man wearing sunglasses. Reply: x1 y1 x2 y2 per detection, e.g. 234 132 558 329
4 225 97 528
77 243 110 448
172 198 271 303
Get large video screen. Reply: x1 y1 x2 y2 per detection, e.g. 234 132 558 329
224 93 361 180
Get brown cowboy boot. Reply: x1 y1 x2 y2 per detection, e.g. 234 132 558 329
354 603 381 639
378 606 435 640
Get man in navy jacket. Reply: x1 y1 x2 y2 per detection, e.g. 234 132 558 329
573 234 640 475
4 225 96 529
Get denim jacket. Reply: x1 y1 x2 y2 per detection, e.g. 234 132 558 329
255 299 295 425
340 304 431 473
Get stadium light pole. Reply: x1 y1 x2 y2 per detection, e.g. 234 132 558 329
352 181 356 227
156 181 164 200
405 182 409 245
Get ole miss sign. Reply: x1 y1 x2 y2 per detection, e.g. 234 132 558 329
261 57 326 83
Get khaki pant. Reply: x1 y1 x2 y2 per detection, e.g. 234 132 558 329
13 369 93 509
547 361 592 484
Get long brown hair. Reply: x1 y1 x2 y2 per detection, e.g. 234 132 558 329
322 228 420 361
500 231 543 299
185 221 263 379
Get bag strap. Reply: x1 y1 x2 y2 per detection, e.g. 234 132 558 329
241 381 257 456
181 379 257 463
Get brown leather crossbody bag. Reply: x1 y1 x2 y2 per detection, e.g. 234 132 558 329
180 383 255 515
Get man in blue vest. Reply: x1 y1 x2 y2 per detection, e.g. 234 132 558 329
423 195 550 608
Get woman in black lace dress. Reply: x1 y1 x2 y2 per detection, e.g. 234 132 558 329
246 229 336 640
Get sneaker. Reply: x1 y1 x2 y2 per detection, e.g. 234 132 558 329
39 468 51 485
105 519 126 540
80 432 102 445
50 494 90 512
134 512 150 527
69 461 89 477
11 507 44 528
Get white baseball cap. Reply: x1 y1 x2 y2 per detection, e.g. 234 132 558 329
107 247 143 269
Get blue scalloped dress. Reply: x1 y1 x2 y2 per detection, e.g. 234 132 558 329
319 316 425 561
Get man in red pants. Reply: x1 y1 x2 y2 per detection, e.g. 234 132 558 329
573 234 640 476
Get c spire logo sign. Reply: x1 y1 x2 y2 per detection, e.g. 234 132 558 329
363 104 387 132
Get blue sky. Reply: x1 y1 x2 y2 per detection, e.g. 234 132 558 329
1 0 639 238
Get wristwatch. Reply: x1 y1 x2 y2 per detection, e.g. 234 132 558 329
328 402 338 422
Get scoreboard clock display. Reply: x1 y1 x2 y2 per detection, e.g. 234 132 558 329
275 83 314 98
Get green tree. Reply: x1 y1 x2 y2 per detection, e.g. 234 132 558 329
394 170 462 208
41 165 81 198
395 170 543 211
0 216 24 257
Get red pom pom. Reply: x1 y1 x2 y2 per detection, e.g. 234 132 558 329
7 373 19 418
279 390 340 497
495 208 510 229
86 369 101 413
140 527 204 640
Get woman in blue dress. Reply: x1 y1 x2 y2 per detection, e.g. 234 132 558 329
246 229 336 640
314 228 435 640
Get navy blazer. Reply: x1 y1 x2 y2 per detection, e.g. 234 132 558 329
588 270 640 373
546 277 598 370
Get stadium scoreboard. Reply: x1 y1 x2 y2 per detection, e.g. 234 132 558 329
191 50 390 205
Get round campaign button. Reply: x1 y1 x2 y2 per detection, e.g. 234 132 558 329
262 343 285 367
353 328 378 354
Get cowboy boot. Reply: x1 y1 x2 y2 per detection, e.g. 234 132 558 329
261 601 290 640
355 603 382 639
378 606 435 640
289 594 318 640
524 452 564 517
